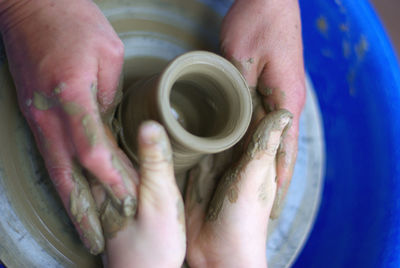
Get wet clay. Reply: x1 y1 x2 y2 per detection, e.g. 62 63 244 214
118 51 252 176
206 110 292 221
33 91 55 111
99 198 129 239
69 162 104 254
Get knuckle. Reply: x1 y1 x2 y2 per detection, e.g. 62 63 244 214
47 165 73 191
107 38 124 62
79 148 100 170
141 158 171 172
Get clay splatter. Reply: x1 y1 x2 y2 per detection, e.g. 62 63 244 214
316 16 328 35
53 83 66 95
82 115 98 146
100 198 129 239
33 91 54 110
355 35 369 60
69 163 104 254
62 101 82 115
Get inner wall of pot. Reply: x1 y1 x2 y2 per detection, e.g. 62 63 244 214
168 63 241 139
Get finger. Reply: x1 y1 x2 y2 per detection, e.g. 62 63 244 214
270 120 298 219
97 37 124 114
185 151 233 228
25 108 104 254
137 121 180 219
57 77 138 217
206 110 292 223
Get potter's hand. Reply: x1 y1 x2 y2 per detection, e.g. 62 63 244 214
185 110 292 267
220 0 306 217
0 0 133 254
92 122 186 268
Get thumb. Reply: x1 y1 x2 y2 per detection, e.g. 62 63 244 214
137 121 179 214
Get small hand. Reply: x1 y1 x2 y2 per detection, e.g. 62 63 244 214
220 0 306 217
0 0 133 253
185 110 292 267
93 122 186 268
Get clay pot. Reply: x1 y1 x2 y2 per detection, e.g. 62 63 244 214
118 51 252 175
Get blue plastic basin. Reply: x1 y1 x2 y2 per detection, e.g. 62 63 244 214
294 0 400 267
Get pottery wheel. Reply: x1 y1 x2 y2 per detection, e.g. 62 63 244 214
0 0 325 267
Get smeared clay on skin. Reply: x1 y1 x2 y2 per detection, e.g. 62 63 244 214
186 153 232 213
270 175 290 219
110 155 137 217
69 163 104 254
229 57 254 76
90 82 98 98
206 110 292 221
82 115 98 146
259 86 274 97
99 198 129 239
53 82 66 95
258 181 268 203
33 91 54 110
62 101 83 115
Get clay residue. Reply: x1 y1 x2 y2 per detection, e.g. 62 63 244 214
82 115 98 147
259 86 274 97
53 83 66 95
99 198 129 239
355 35 369 61
110 155 137 217
316 16 328 35
33 91 54 110
69 163 104 254
206 110 292 221
339 23 349 32
229 57 254 76
258 181 268 203
90 82 98 98
62 101 83 115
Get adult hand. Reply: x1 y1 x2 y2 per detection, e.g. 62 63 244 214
0 0 134 254
93 122 186 268
185 110 292 267
220 0 306 217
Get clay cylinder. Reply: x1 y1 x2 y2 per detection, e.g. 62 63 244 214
118 51 252 175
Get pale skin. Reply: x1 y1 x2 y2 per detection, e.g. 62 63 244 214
0 0 305 267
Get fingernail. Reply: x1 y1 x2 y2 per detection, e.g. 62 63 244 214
139 121 172 163
139 121 164 145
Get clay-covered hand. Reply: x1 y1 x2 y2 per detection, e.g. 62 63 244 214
92 121 186 268
220 0 306 217
0 0 133 254
185 110 292 267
